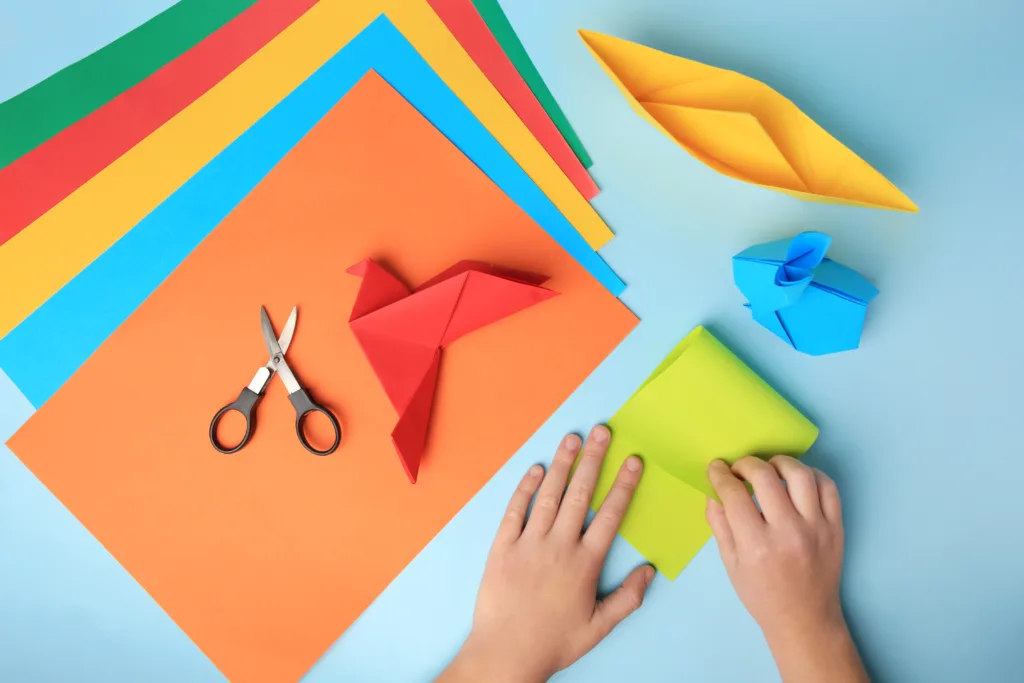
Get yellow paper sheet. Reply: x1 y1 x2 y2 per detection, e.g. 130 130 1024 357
0 2 614 338
591 326 819 579
579 29 917 212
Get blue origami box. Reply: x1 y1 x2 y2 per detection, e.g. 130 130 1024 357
733 232 879 355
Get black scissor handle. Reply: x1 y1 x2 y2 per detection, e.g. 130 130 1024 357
288 388 341 456
210 387 261 454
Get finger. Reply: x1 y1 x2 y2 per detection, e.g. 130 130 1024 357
493 464 545 547
583 455 643 555
526 433 580 534
589 565 655 644
730 456 794 524
554 425 611 537
707 460 764 541
815 469 843 526
768 455 822 520
705 497 736 559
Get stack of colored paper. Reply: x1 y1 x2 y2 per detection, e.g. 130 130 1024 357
0 2 634 681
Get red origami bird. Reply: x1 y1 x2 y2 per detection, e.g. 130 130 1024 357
347 259 558 483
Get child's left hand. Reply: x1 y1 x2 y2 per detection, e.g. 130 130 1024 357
437 425 653 683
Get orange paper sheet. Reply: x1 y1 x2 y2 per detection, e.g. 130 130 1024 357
7 71 636 683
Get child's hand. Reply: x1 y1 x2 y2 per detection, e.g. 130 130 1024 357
437 426 653 683
707 456 868 683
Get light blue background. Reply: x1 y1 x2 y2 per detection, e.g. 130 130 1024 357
1 0 1022 681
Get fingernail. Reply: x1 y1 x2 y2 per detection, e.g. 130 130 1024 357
528 464 544 478
591 425 610 443
709 459 728 472
563 434 582 451
625 455 642 472
645 566 656 585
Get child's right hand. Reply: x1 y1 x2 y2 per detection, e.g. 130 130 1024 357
706 456 869 683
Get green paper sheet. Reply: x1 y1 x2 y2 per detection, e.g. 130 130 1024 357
592 326 819 580
471 0 592 168
0 0 258 168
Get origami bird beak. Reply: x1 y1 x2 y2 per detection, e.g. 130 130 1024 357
346 259 373 277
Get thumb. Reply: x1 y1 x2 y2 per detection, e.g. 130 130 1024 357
590 565 655 643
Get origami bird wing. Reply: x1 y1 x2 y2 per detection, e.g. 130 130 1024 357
352 265 556 349
415 260 550 290
352 276 466 347
440 270 559 346
579 30 917 212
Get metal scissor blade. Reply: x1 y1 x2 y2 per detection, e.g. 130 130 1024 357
259 305 303 395
278 306 297 355
261 306 284 358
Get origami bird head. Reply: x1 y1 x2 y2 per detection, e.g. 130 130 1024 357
347 259 558 482
733 232 879 356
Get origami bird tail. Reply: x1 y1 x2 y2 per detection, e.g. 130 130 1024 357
390 351 441 484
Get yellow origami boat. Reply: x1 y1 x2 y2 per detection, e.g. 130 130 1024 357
579 30 918 212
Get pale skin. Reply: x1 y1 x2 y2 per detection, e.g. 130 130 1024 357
437 426 869 683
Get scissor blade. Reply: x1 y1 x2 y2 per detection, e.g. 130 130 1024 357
278 306 297 355
261 306 284 358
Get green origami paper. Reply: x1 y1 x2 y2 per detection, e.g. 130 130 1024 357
590 326 819 579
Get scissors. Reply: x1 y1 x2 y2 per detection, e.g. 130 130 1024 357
209 306 341 455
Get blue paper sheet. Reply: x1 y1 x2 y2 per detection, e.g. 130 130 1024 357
0 16 625 407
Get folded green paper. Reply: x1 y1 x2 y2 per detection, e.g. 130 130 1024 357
591 326 819 579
